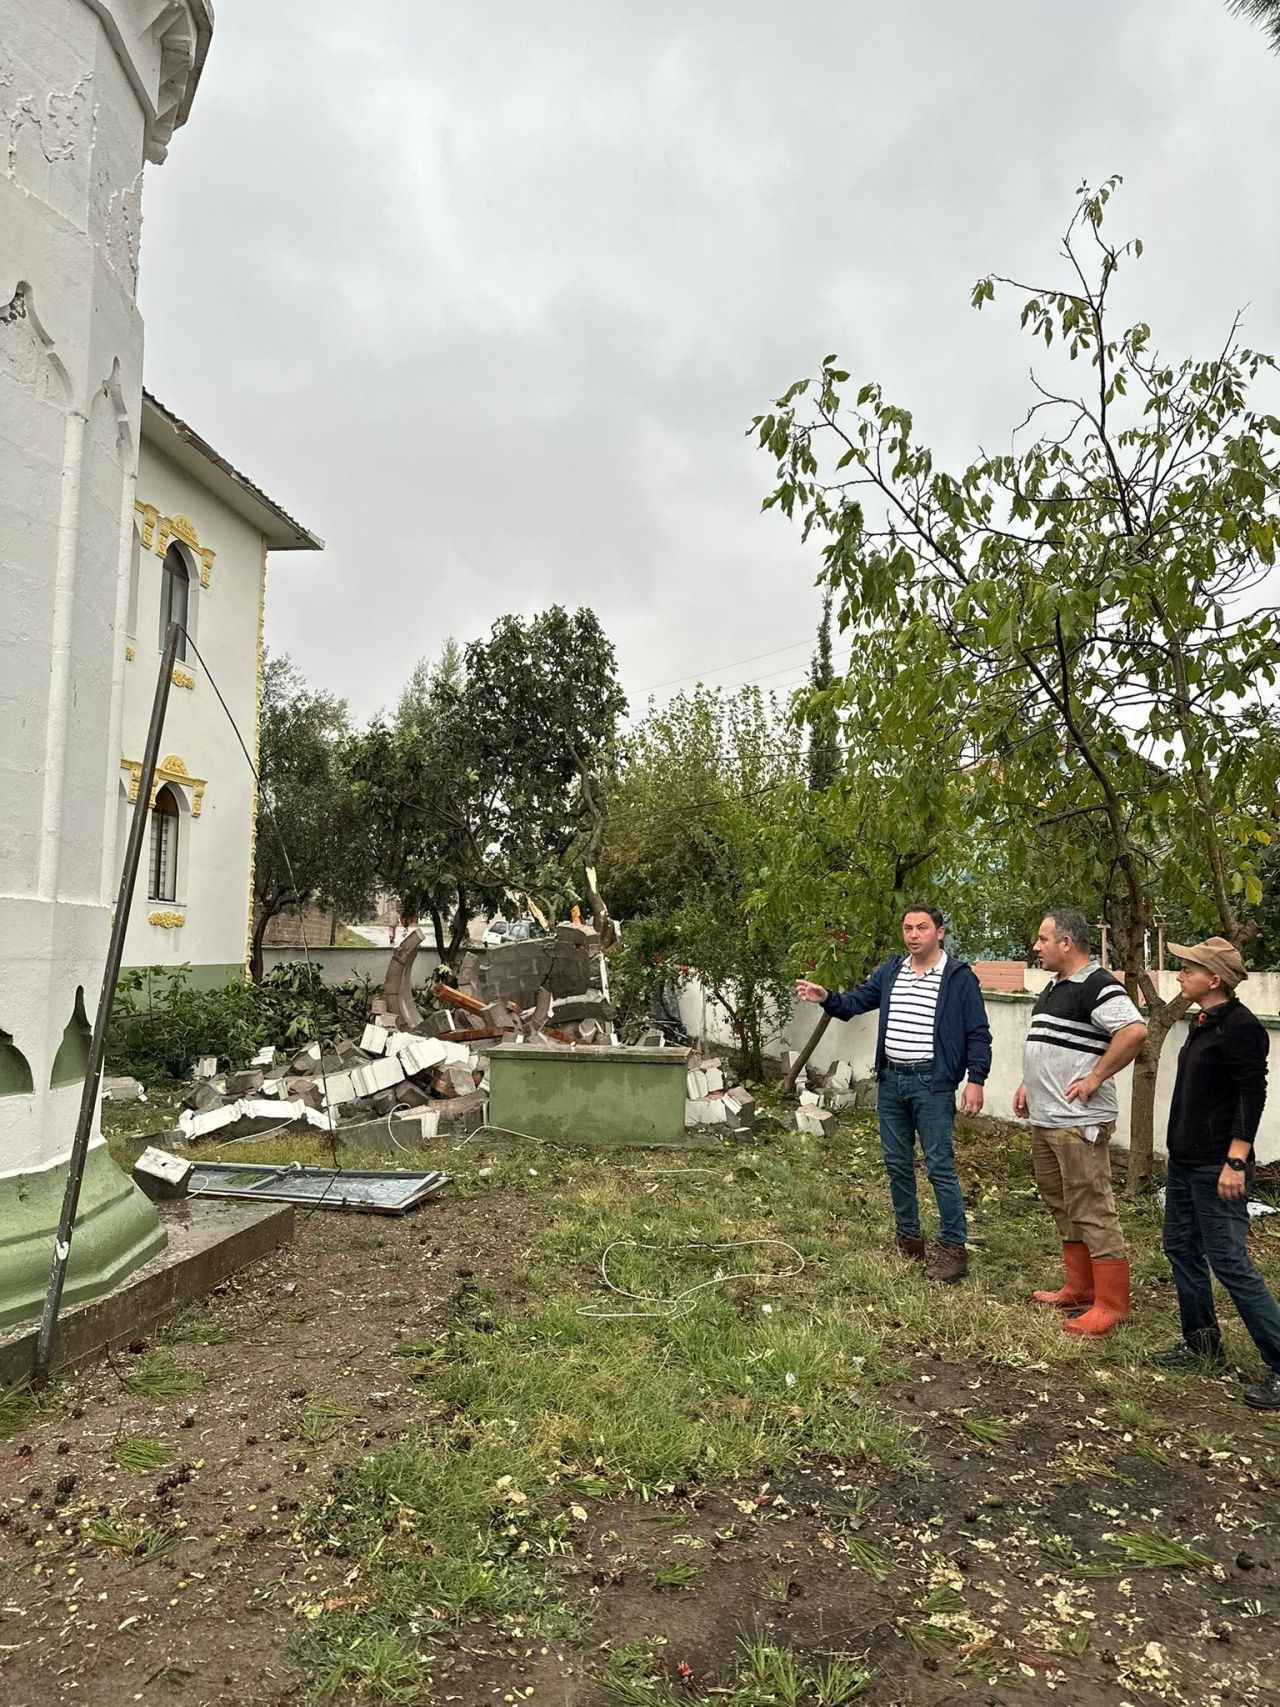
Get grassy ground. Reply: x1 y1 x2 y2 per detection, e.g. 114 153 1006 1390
2 1104 1277 1705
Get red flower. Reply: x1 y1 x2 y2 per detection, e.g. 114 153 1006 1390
680 965 689 976
676 1661 694 1683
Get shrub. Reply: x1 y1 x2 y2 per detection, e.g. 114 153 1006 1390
107 962 372 1084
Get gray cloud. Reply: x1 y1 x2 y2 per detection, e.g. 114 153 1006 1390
139 0 1280 722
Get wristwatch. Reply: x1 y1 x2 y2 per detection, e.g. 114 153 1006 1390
1224 1156 1247 1173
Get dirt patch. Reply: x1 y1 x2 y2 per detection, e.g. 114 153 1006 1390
4 1152 1280 1707
0 1191 533 1707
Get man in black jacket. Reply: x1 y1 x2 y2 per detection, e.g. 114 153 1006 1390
1155 936 1280 1410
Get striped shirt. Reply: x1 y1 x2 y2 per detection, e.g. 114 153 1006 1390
884 953 947 1063
1023 962 1144 1126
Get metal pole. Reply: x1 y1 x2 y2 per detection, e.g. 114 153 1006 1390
32 624 180 1386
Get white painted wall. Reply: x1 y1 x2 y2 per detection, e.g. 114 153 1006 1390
119 441 265 975
262 945 442 989
678 983 1280 1166
0 0 208 1180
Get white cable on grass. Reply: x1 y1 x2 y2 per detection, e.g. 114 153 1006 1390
578 1237 805 1321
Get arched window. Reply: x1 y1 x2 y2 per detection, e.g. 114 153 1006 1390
149 785 179 902
159 543 189 660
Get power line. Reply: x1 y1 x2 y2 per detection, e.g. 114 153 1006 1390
646 645 855 701
645 634 816 691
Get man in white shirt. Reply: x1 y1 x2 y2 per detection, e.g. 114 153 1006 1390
798 905 992 1283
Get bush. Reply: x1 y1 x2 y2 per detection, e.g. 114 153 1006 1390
108 963 372 1084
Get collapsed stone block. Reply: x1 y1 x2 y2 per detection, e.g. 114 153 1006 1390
318 1068 359 1107
723 1086 755 1126
550 990 611 1026
703 1067 725 1095
827 1060 853 1092
251 1046 279 1068
397 1036 449 1077
416 1009 458 1039
292 1043 322 1072
182 1081 224 1114
133 1147 193 1202
226 1098 308 1136
435 1089 487 1135
350 1057 406 1099
687 1068 708 1100
193 1055 219 1079
225 1069 264 1097
360 1023 388 1056
180 1103 239 1141
685 1096 728 1128
383 928 425 1029
795 1108 836 1139
638 1027 664 1047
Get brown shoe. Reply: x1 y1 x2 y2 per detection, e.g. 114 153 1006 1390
895 1231 927 1264
925 1241 968 1284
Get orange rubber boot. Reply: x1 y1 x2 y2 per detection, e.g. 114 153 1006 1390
1032 1241 1094 1309
1063 1258 1129 1337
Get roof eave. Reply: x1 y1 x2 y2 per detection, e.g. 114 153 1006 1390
140 392 324 553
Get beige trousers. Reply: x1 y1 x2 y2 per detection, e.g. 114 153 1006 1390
1031 1123 1127 1263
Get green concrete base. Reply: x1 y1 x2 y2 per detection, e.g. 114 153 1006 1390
489 1043 691 1148
0 1145 167 1333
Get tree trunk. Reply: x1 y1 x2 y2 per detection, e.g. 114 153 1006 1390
1124 990 1186 1192
430 905 448 961
781 1010 832 1098
249 907 272 985
446 885 469 964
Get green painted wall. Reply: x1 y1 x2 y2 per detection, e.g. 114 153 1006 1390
0 1144 166 1332
489 1044 690 1148
121 963 247 993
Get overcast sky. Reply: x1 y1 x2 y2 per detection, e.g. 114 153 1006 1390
138 1 1280 726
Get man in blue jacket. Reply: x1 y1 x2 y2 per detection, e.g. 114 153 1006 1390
796 905 992 1282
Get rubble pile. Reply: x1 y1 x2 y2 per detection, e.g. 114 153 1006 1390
783 1051 877 1137
682 1054 756 1138
173 922 618 1147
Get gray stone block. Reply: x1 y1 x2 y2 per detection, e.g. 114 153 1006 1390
182 1081 224 1114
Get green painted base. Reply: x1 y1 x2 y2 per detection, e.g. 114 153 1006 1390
0 1146 167 1333
489 1043 691 1148
121 963 247 992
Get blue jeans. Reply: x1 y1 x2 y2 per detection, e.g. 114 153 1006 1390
1163 1162 1280 1372
876 1063 967 1246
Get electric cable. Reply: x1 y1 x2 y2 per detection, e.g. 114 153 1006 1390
577 1236 805 1321
176 625 347 1218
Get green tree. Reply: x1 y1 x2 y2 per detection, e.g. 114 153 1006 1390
603 686 799 1075
806 593 840 791
463 606 628 935
351 611 627 959
250 655 372 982
755 177 1280 1184
1228 1 1280 53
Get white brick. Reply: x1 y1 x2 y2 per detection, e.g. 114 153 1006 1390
686 1069 708 1100
360 1023 388 1055
318 1069 357 1107
179 1103 239 1140
351 1057 406 1098
685 1097 728 1128
397 1037 448 1076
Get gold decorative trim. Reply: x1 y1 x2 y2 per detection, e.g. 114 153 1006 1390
148 910 186 929
172 666 195 690
125 644 135 662
134 500 158 550
155 511 216 588
245 533 268 976
121 752 207 817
